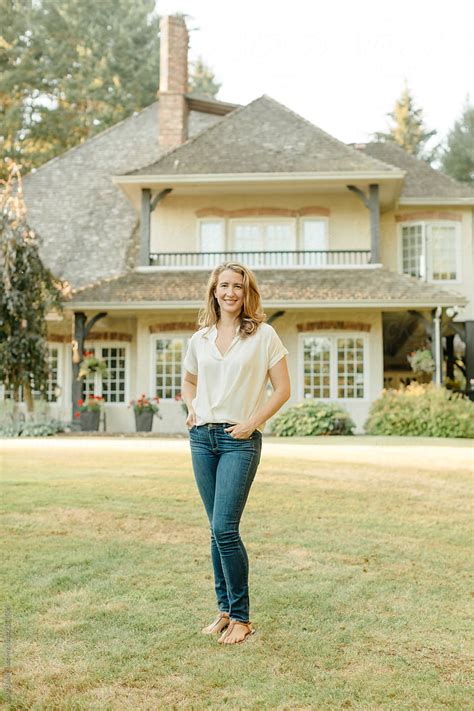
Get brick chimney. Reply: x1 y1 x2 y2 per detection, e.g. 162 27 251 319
159 15 189 149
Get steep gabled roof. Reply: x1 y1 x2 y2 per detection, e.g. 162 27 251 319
22 102 224 289
68 267 465 308
127 96 400 176
355 142 474 200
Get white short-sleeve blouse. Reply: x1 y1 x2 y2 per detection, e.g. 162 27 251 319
183 322 289 432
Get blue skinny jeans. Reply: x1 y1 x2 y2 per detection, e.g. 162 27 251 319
188 423 262 623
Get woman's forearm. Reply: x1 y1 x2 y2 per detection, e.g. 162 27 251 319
181 381 197 412
248 388 290 431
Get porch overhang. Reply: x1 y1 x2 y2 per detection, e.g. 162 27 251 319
112 171 405 212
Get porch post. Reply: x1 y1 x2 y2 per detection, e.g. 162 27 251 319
71 311 108 424
139 188 151 267
368 184 380 264
465 320 474 400
346 184 380 263
431 307 443 386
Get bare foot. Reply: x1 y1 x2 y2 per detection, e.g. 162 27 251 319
218 620 255 644
201 612 230 634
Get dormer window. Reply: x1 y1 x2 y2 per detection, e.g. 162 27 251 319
400 221 461 282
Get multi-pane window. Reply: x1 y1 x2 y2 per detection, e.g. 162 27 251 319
401 222 460 282
302 334 365 400
231 220 296 265
301 219 328 266
199 221 225 266
303 337 331 398
336 337 365 398
1 345 61 402
82 344 127 403
101 347 126 403
46 347 60 402
155 338 186 399
401 224 424 278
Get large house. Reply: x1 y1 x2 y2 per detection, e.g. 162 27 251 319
17 15 474 433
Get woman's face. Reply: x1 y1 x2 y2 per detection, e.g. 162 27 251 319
214 269 245 318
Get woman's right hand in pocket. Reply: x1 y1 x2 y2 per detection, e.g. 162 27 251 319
186 410 197 429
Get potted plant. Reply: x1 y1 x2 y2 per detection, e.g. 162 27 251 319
407 348 435 384
130 394 161 432
78 351 109 380
74 395 104 431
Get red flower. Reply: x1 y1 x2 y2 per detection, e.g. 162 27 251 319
74 412 81 418
77 398 84 406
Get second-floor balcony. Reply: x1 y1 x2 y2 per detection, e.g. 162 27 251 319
148 250 372 269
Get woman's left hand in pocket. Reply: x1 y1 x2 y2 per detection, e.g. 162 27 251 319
224 422 255 439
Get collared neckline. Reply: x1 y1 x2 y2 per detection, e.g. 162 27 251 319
210 322 240 359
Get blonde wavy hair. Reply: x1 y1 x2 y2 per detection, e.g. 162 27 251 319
197 262 267 337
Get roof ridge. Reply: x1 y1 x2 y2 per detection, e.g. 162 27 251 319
259 95 399 173
122 96 260 176
24 102 159 181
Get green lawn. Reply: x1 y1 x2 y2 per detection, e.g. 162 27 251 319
1 441 472 710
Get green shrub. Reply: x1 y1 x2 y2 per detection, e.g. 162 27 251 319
0 418 70 438
364 383 474 438
269 399 355 437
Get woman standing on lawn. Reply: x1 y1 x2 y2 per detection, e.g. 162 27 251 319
181 262 291 645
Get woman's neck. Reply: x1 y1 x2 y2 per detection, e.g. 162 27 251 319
217 314 240 329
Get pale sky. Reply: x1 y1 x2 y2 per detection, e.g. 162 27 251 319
159 0 474 148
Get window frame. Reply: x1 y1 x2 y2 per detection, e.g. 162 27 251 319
298 331 369 402
82 342 130 406
398 220 462 284
150 332 192 402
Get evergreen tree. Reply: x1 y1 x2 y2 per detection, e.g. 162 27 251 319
0 0 161 179
0 162 67 413
441 100 474 186
188 56 221 98
374 83 437 161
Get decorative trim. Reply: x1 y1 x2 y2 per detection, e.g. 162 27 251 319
149 322 197 333
88 331 133 342
297 321 372 332
196 206 330 218
395 211 462 223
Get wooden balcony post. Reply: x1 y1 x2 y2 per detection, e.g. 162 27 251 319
347 184 380 263
139 189 151 267
368 184 380 264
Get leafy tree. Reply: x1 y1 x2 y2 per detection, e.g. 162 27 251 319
188 56 221 98
0 162 67 413
0 0 161 179
374 83 437 161
441 99 474 185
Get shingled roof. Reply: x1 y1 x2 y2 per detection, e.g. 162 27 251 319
355 142 474 200
127 96 400 176
22 102 226 290
68 267 465 307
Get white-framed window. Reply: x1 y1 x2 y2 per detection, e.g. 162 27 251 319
1 344 63 403
399 221 461 282
300 333 367 400
300 218 329 265
198 220 225 266
152 335 190 400
82 343 128 404
230 219 296 266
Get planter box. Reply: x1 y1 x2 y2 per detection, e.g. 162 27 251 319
80 410 100 432
135 410 155 432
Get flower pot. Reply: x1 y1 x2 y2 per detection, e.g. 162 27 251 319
135 410 154 432
80 411 100 432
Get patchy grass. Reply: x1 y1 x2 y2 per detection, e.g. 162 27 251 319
1 442 472 710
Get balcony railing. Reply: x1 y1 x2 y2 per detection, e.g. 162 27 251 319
148 250 372 268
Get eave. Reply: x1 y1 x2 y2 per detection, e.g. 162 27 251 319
112 170 405 211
